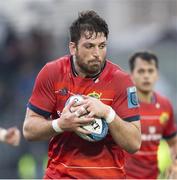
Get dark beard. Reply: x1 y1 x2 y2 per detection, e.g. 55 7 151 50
75 55 105 77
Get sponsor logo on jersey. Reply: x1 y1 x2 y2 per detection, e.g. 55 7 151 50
87 91 102 99
159 112 169 124
141 134 162 141
149 126 156 134
55 87 68 96
142 126 162 141
127 86 139 108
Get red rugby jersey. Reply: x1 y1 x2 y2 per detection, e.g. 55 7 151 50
125 93 177 179
28 55 140 179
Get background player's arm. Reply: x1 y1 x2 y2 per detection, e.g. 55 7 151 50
167 136 177 161
165 136 177 178
0 127 21 146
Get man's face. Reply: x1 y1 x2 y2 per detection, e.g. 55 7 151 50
131 58 158 93
70 31 107 76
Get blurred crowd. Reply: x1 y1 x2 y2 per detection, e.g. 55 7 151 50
0 16 53 178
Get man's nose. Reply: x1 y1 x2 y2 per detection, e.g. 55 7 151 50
93 47 99 57
143 72 150 79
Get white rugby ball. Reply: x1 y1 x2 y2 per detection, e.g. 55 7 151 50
65 95 108 142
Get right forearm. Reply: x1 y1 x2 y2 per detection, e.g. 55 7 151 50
23 116 58 141
23 104 94 141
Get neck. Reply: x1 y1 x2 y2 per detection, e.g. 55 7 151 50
137 90 154 103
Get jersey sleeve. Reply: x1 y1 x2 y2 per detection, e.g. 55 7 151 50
112 74 140 122
163 101 177 139
28 64 56 118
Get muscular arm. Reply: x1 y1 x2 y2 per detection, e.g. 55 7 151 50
108 115 141 153
23 108 57 141
80 96 141 153
23 105 94 141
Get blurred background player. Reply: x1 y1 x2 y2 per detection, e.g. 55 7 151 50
125 51 177 179
23 10 141 179
0 127 20 146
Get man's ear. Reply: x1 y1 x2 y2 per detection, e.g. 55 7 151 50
69 42 77 55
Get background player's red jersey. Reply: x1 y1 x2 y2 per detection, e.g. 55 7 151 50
125 93 177 179
28 55 139 179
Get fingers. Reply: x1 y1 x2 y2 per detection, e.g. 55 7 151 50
64 98 87 114
72 96 90 107
59 106 94 132
87 111 95 118
6 128 21 146
13 129 21 146
75 116 94 124
74 111 80 117
69 103 95 119
6 127 17 138
69 114 94 127
80 106 86 113
74 106 89 117
82 104 90 113
72 100 85 107
82 95 89 99
64 99 77 112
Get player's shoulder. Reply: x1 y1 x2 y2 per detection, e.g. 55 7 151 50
44 55 70 75
46 55 70 69
106 60 131 80
155 92 172 107
37 55 70 81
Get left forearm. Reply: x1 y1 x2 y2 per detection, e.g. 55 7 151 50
79 97 141 153
167 136 177 161
108 115 141 153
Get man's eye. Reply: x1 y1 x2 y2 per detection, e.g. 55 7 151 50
138 69 144 74
85 44 93 49
99 44 106 49
148 69 154 74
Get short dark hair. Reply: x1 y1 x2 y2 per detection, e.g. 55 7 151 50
129 51 159 71
70 10 109 44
